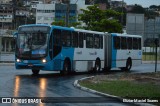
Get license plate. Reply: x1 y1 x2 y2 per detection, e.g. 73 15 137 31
28 64 33 67
23 60 28 63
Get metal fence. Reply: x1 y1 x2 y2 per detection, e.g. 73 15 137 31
142 47 160 61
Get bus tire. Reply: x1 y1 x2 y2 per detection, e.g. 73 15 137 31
32 69 40 75
125 58 132 71
94 58 101 72
61 59 71 75
104 67 111 72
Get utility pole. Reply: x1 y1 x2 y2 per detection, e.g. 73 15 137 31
65 0 70 27
154 39 158 73
12 0 16 29
121 0 124 26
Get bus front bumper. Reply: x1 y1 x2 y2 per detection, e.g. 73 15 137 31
15 62 45 70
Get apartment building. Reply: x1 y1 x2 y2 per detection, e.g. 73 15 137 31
36 0 92 25
36 3 55 24
0 4 14 53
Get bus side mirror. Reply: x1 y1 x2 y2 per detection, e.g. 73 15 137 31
13 32 18 38
13 32 18 45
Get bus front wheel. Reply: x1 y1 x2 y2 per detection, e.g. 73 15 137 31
32 69 40 75
61 59 71 75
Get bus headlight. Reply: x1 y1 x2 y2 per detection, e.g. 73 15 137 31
42 59 47 63
16 59 21 62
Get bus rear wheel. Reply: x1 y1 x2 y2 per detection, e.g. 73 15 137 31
125 58 132 71
94 59 101 72
32 69 40 75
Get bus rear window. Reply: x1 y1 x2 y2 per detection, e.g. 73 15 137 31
86 33 93 48
133 38 138 49
79 32 84 48
61 30 71 47
72 31 78 47
121 37 127 49
138 38 141 50
53 29 61 46
94 35 100 48
127 37 132 50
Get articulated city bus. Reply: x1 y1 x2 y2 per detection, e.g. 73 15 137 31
14 24 142 75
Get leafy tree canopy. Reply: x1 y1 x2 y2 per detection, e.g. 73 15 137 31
129 4 145 14
78 5 123 33
149 5 160 10
94 0 108 4
51 20 80 27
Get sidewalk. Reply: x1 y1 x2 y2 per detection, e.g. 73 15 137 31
0 53 15 62
142 61 160 64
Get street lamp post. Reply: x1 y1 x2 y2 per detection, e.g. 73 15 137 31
121 0 124 26
0 7 5 60
65 0 70 27
154 39 158 72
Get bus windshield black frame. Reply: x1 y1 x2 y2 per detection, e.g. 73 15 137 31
16 26 50 60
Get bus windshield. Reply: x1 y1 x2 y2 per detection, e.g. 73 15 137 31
16 26 50 59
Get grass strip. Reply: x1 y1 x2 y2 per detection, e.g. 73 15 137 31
80 80 160 97
143 54 160 61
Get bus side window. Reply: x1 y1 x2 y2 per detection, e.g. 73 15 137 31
133 38 138 50
127 37 132 50
79 32 84 48
61 30 71 47
94 35 100 49
49 30 54 59
72 31 78 47
113 36 120 49
138 38 141 50
100 36 103 49
86 33 93 48
53 29 61 46
121 37 127 49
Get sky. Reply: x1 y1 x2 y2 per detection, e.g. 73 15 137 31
123 0 160 7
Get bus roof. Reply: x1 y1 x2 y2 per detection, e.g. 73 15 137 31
19 24 51 28
111 33 142 38
74 28 104 35
18 24 141 38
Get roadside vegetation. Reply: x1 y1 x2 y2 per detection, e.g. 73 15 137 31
79 72 160 98
143 53 160 61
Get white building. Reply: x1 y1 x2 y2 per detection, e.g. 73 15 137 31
36 0 92 25
36 4 55 24
126 13 145 36
0 0 12 4
31 1 43 10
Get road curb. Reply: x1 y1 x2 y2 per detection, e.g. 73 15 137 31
142 61 160 64
0 62 15 66
74 76 155 106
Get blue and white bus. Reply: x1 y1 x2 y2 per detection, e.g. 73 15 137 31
14 24 142 75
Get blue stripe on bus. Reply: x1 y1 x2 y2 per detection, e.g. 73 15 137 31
111 33 117 68
49 26 75 71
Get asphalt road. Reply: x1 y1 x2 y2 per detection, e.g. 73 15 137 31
0 63 159 106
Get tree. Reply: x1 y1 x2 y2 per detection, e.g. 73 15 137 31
78 5 122 33
129 4 145 14
114 7 127 26
95 0 108 4
145 10 159 19
51 19 80 27
94 0 110 8
51 20 66 26
149 5 158 9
